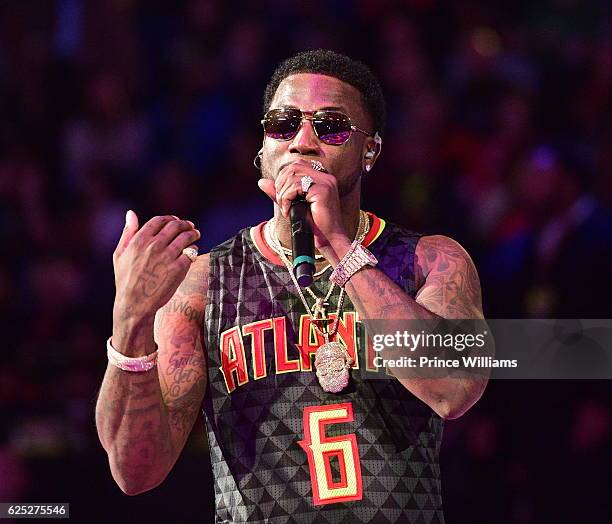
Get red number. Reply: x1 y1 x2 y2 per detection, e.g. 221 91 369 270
298 402 363 505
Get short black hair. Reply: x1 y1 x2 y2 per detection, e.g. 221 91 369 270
263 49 386 136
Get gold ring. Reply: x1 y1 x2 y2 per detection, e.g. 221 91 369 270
182 247 198 262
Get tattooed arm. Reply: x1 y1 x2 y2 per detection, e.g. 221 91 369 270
95 254 208 495
412 235 484 319
320 234 487 419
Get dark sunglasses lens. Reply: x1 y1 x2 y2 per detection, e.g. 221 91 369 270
263 109 301 139
314 112 352 145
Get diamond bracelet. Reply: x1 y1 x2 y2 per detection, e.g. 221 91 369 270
329 241 378 287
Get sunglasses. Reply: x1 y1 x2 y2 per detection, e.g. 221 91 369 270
261 108 372 145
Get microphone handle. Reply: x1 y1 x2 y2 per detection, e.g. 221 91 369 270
289 198 315 287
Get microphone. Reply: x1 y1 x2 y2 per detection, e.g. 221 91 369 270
290 197 315 287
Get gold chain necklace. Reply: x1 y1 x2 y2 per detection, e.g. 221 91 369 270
264 210 370 392
265 210 370 280
264 210 369 328
265 220 331 276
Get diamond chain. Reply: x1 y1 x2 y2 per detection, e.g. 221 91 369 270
264 210 370 340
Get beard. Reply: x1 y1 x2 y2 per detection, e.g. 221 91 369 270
337 170 362 198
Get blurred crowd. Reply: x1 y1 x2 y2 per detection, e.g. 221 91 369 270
0 0 610 522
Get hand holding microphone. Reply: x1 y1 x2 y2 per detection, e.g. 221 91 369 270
289 161 325 286
258 158 348 285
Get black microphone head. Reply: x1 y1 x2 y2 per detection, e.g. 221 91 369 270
295 262 314 287
289 196 315 288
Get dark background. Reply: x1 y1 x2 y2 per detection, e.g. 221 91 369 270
0 0 610 522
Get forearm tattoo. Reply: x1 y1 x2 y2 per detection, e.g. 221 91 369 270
96 255 209 490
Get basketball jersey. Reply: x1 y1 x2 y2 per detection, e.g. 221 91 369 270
203 213 444 523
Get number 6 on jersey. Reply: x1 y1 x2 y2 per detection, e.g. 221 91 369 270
299 402 363 505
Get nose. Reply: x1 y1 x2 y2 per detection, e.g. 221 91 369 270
288 118 321 156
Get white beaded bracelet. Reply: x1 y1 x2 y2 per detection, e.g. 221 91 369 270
106 337 158 372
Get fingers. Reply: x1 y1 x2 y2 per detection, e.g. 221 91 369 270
258 176 299 216
276 179 303 217
115 213 201 259
279 169 335 217
257 162 337 217
168 228 202 258
114 209 140 258
275 168 308 216
156 218 197 245
135 214 181 242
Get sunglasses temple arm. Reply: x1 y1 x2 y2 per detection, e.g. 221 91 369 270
352 126 373 137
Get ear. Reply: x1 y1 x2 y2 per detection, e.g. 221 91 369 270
254 132 268 171
362 132 382 174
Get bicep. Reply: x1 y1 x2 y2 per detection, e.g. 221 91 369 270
412 237 489 417
414 235 484 319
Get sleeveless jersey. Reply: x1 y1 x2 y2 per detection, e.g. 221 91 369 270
203 214 444 524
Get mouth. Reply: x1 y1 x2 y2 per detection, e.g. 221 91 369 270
310 160 325 172
278 159 328 175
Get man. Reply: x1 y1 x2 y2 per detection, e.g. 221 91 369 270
96 50 486 523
